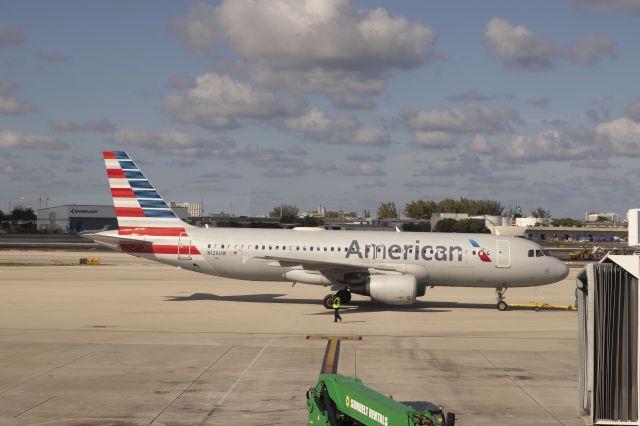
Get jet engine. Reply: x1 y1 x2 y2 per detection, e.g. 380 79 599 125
350 275 423 305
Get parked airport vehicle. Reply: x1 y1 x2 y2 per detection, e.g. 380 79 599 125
83 151 569 310
306 374 454 426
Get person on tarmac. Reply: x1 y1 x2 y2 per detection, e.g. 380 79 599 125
333 296 342 322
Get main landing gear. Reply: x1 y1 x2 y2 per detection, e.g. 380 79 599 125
322 289 351 309
496 286 508 311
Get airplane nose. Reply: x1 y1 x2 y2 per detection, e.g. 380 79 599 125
555 260 569 281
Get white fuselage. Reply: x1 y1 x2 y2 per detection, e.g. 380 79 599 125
106 227 569 289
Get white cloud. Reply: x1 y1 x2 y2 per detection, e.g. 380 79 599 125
281 108 334 133
415 153 488 176
0 21 25 47
484 18 555 71
327 94 375 110
0 96 38 115
347 154 385 162
467 134 494 154
340 163 385 176
280 109 389 146
170 3 220 57
402 105 523 134
163 73 296 129
500 130 593 162
351 127 390 146
596 118 640 156
171 0 439 94
112 128 230 157
626 97 640 122
484 17 615 71
412 131 457 149
51 119 116 133
562 34 615 65
0 131 67 149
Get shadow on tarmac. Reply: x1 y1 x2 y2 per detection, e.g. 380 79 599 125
161 292 509 313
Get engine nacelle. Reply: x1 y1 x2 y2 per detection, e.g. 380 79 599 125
351 275 422 305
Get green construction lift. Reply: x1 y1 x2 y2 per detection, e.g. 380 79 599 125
307 373 455 426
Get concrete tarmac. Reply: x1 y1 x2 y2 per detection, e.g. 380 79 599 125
0 250 581 425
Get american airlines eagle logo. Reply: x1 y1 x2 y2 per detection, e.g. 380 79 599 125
469 239 492 262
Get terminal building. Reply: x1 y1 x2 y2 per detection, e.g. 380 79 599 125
36 204 188 233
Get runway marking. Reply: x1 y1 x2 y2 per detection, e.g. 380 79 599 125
307 335 362 374
0 344 105 395
478 350 563 425
147 345 233 425
198 338 274 425
14 395 56 418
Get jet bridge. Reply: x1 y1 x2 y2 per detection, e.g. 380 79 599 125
577 255 639 425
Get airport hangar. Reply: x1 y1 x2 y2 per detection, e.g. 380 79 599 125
35 204 188 233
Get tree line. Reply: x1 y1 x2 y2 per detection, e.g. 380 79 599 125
378 198 505 220
0 207 37 222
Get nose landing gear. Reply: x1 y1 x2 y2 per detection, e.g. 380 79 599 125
322 288 352 309
496 286 508 311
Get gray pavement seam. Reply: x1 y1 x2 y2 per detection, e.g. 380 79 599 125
0 327 579 341
0 344 106 395
199 338 274 425
14 395 56 418
478 350 564 425
147 345 233 425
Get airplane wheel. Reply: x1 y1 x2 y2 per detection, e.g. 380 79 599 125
497 301 508 311
323 294 334 310
534 306 540 312
336 289 351 304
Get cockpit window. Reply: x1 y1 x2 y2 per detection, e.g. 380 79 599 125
528 249 534 257
535 250 545 257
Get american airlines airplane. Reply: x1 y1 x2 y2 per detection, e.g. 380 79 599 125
84 151 569 311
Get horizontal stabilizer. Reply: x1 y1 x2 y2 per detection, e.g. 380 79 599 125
81 230 151 250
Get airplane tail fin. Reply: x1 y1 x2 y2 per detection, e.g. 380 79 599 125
102 151 193 236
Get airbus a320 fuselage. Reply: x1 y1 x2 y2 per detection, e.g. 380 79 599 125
85 151 569 311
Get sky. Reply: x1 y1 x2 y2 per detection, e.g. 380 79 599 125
1 0 640 218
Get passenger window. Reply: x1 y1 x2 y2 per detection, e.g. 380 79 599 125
528 250 534 257
338 248 341 252
269 246 272 250
324 247 327 251
310 247 314 251
262 245 265 249
331 247 334 251
221 244 225 249
255 245 258 249
303 247 306 251
208 244 211 249
296 246 300 250
282 246 286 251
276 246 279 250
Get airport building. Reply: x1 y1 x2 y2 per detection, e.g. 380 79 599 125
36 205 118 233
170 201 203 218
36 204 188 233
585 211 620 222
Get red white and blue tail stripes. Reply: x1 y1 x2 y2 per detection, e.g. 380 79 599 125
103 151 191 237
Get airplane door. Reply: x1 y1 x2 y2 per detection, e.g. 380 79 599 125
178 232 192 260
496 240 510 268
